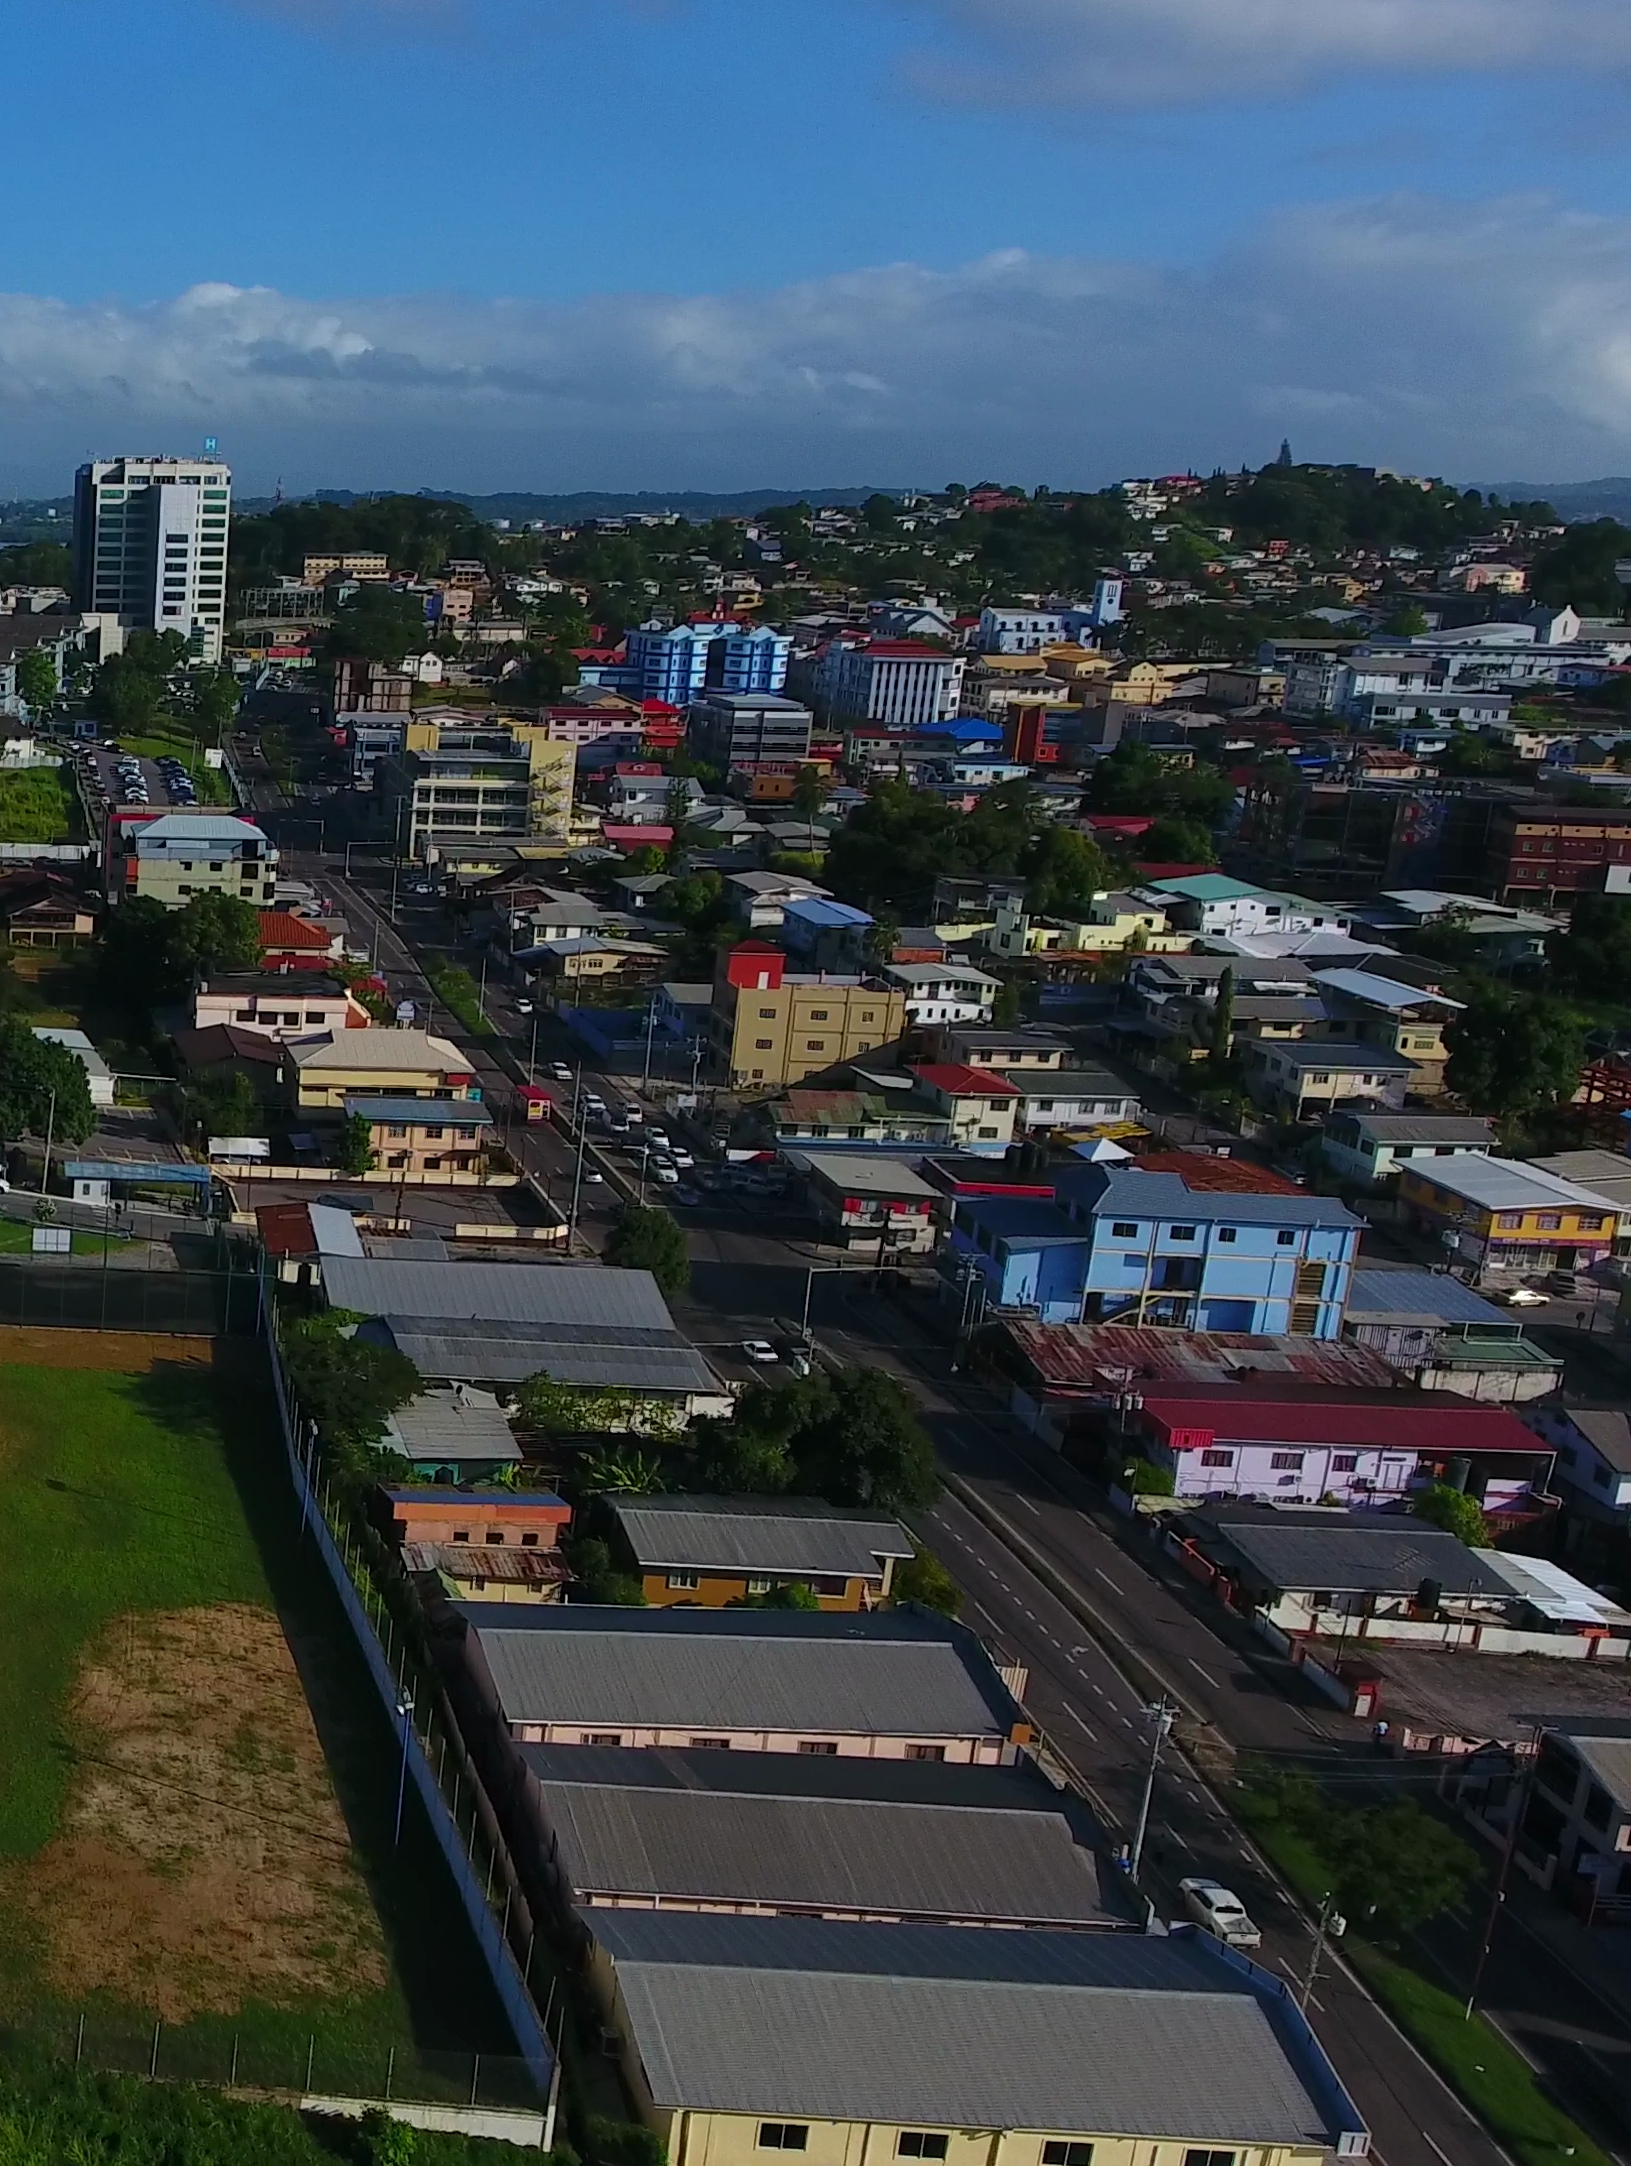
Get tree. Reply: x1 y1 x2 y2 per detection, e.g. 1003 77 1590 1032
182 1070 261 1144
1208 966 1235 1067
1548 893 1631 998
563 1534 647 1605
336 1112 377 1176
737 1580 820 1611
893 1544 963 1617
1412 1482 1490 1547
1384 603 1430 637
991 978 1024 1027
1531 520 1631 615
791 764 826 849
323 586 429 667
87 650 163 735
0 1016 96 1147
1140 812 1218 865
1333 1797 1484 1939
1021 826 1113 918
175 891 263 979
1443 989 1585 1119
15 647 56 712
605 1203 690 1295
789 1368 937 1514
280 1317 421 1467
98 893 186 1008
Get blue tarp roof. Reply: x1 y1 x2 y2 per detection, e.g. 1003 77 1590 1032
64 1159 213 1187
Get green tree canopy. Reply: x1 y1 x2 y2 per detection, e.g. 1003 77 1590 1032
1021 826 1114 917
788 1367 937 1514
280 1317 421 1469
893 1544 963 1617
605 1203 691 1295
336 1112 377 1176
1140 811 1219 865
1443 989 1585 1118
1412 1482 1490 1547
323 586 429 667
175 891 263 979
1547 892 1631 998
0 1016 96 1147
15 647 56 711
563 1533 647 1605
1531 520 1631 615
97 894 186 1008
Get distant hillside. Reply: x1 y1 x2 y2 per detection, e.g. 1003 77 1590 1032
1468 478 1631 524
236 485 917 520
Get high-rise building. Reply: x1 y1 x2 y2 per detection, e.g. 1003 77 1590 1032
622 619 792 703
73 456 232 662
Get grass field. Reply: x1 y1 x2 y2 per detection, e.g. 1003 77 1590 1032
0 1356 516 2080
0 765 80 844
0 1220 131 1258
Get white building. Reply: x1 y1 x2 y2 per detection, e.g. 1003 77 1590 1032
72 456 231 663
880 959 999 1026
815 640 964 730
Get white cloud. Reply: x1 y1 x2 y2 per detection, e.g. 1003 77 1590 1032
895 0 1631 109
11 195 1631 491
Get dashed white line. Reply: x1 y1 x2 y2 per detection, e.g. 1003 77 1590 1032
1093 1567 1118 1589
1187 1657 1221 1687
1014 1495 1041 1515
1062 1701 1099 1743
1423 2134 1455 2166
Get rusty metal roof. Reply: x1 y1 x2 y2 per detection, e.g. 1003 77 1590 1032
1001 1322 1398 1394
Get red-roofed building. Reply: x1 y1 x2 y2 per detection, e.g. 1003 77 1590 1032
1128 1151 1305 1196
814 636 966 732
911 1064 1023 1147
639 699 686 755
1082 814 1156 843
258 909 341 971
603 824 674 852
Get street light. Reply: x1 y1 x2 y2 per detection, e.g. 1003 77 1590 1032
392 1691 416 1847
1128 1696 1176 1881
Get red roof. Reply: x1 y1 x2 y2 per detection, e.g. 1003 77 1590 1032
1144 1392 1545 1457
863 640 955 659
912 1063 1022 1099
1132 862 1210 881
259 910 331 951
603 824 673 847
1083 814 1155 837
1130 1152 1304 1196
640 700 682 716
255 1202 316 1259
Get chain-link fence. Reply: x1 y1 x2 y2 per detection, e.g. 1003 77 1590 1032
0 1259 261 1332
0 2011 547 2111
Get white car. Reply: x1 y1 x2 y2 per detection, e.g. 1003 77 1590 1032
670 1148 696 1169
645 1129 671 1150
651 1162 681 1185
551 1062 572 1082
1178 1879 1262 1949
1501 1286 1549 1307
742 1339 779 1364
514 997 534 1015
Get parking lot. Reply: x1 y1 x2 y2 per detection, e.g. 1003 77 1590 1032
73 740 205 819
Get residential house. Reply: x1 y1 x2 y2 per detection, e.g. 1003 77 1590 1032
924 1022 1072 1070
1001 1065 1143 1134
377 1483 572 1607
105 811 277 909
1320 1112 1497 1188
532 936 669 986
1240 1039 1418 1121
786 1150 941 1253
1396 1154 1619 1280
0 868 97 946
583 1910 1367 2166
882 959 1000 1026
345 1096 494 1178
763 1088 950 1150
258 908 343 970
780 896 874 974
1527 1150 1631 1256
287 1029 475 1112
381 1386 524 1483
193 972 370 1041
1135 875 1350 942
910 1065 1021 1148
1526 1406 1631 1533
442 1601 1032 1761
605 1495 914 1611
725 870 832 933
172 1022 287 1102
1341 1265 1560 1403
709 942 908 1090
1309 968 1464 1095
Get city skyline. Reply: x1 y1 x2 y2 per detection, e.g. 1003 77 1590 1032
4 0 1630 491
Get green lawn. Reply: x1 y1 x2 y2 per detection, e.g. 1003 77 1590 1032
424 959 493 1036
111 714 234 804
0 1220 131 1258
0 765 80 844
0 1360 517 2080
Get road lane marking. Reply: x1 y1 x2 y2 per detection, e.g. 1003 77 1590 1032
1015 1495 1041 1514
1187 1658 1221 1687
1062 1701 1099 1742
1093 1568 1118 1588
1423 2136 1454 2166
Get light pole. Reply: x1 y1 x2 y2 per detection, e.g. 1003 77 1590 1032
38 1087 57 1198
1301 1892 1346 2010
568 1069 589 1240
528 1010 540 1085
642 999 658 1087
478 953 488 1024
1128 1696 1176 1881
392 1691 416 1846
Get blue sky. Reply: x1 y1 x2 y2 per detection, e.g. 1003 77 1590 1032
8 0 1631 493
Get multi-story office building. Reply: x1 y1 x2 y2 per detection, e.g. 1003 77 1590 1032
73 456 231 662
104 811 278 908
688 691 813 771
813 639 964 730
375 721 576 862
709 940 908 1089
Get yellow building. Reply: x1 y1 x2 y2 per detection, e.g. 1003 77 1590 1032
586 1912 1367 2166
1396 1152 1616 1279
986 893 1190 960
378 714 576 862
608 1495 913 1611
288 1028 475 1112
710 943 908 1089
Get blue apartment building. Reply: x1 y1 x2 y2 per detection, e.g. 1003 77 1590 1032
945 1163 1361 1336
623 622 792 704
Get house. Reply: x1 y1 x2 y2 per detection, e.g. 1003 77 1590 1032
583 1910 1368 2166
785 1150 941 1253
881 960 1000 1026
925 1023 1072 1071
1396 1154 1619 1281
381 1385 524 1483
344 1096 494 1178
1526 1406 1631 1532
780 896 874 974
910 1065 1021 1149
605 1495 915 1610
287 1028 475 1112
377 1483 572 1606
173 1022 288 1099
709 943 909 1091
1309 969 1463 1095
1124 1387 1555 1517
725 871 832 933
1341 1265 1560 1403
105 811 278 909
30 1027 114 1109
0 867 97 946
1003 1066 1143 1135
1320 1112 1497 1188
328 1256 731 1423
945 1195 1095 1324
765 1088 951 1150
1240 1039 1418 1121
517 1756 1117 1931
531 936 669 985
1527 1149 1631 1255
193 972 370 1041
441 1602 1033 1762
651 981 712 1040
258 909 342 970
255 1199 366 1286
1058 1159 1361 1339
1135 874 1349 942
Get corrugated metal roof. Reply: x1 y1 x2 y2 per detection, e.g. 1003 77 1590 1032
1313 968 1464 1013
385 1389 521 1463
343 1097 492 1127
326 1257 675 1327
1480 1551 1631 1627
292 1030 468 1072
1002 1321 1399 1393
1563 1407 1631 1475
468 1613 1016 1738
1201 1514 1509 1597
610 1498 913 1576
1344 1267 1513 1330
1334 1114 1495 1143
1401 1153 1616 1213
1059 1165 1362 1229
372 1317 719 1394
1145 1391 1543 1456
590 1914 1344 2144
405 1543 569 1586
542 1783 1107 1923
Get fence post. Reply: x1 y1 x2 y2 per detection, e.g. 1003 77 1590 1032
149 2020 161 2080
230 2034 239 2088
74 2013 84 2067
305 2035 315 2094
385 2046 395 2101
470 2052 481 2108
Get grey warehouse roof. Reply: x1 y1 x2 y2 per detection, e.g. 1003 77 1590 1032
1344 1266 1515 1332
459 1605 1021 1739
324 1257 677 1328
366 1315 719 1395
540 1782 1107 1925
610 1496 914 1578
1199 1512 1511 1598
588 1912 1353 2146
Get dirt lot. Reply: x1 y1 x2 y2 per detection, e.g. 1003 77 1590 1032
0 1327 239 1371
13 1604 388 2020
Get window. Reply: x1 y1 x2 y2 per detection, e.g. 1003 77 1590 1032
1497 1212 1523 1229
758 1006 777 1018
977 1126 999 1139
1170 1224 1196 1242
1270 1451 1304 1471
905 1743 946 1762
304 1011 326 1024
424 1125 444 1140
451 1529 470 1544
234 1007 255 1022
809 1009 829 1021
1184 2151 1235 2166
1217 1227 1237 1244
755 1038 773 1050
758 2128 808 2153
1595 1465 1612 1489
747 1577 772 1594
521 1530 539 1547
583 1733 623 1746
1112 1222 1138 1239
485 1530 505 1545
798 1740 839 1755
1043 2146 1092 2166
690 1737 732 1750
1276 1230 1296 1246
897 2137 948 2160
666 1571 700 1589
1201 1449 1233 1468
1537 1213 1561 1232
1332 1453 1359 1473
387 1124 408 1139
806 1039 826 1052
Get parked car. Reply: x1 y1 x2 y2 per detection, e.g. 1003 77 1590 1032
673 1186 703 1208
651 1162 681 1186
645 1129 671 1151
669 1148 695 1170
741 1340 779 1364
1178 1879 1262 1949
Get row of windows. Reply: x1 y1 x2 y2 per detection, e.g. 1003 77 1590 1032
448 1528 544 1546
1200 1448 1362 1471
759 2135 1123 2166
1109 1221 1299 1247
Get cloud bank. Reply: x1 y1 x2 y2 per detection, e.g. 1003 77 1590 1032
12 195 1631 493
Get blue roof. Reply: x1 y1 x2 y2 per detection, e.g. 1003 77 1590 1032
344 1097 492 1127
380 1486 568 1507
956 1196 1084 1247
1344 1266 1514 1329
783 896 874 929
64 1158 213 1187
918 717 1004 739
1058 1164 1362 1230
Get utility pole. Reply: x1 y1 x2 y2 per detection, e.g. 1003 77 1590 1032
1466 1729 1539 2020
1301 1891 1345 2010
38 1088 57 1198
642 999 658 1087
1129 1697 1177 1881
478 953 488 1024
527 1010 540 1085
568 1066 588 1240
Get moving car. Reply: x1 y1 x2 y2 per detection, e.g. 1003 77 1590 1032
741 1340 779 1364
551 1062 573 1082
1501 1286 1549 1307
514 998 534 1015
1178 1879 1261 1949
